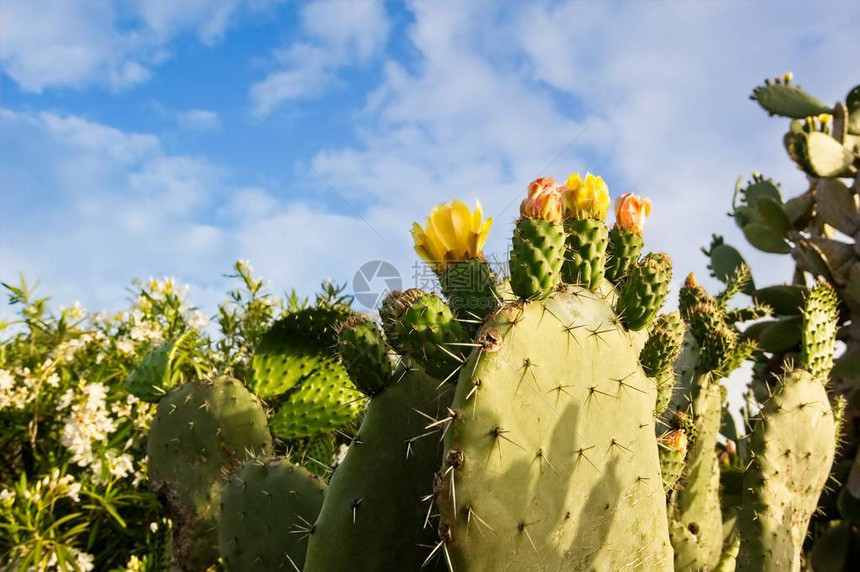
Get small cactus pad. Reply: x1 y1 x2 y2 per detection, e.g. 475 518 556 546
147 378 272 571
269 360 364 439
509 218 566 299
658 430 687 494
336 315 393 396
250 316 326 398
439 258 499 321
617 252 672 331
800 282 839 380
434 287 672 571
738 369 836 571
640 312 685 379
125 329 197 402
606 226 644 285
218 458 326 571
562 218 608 290
381 289 469 382
751 80 831 118
304 369 448 571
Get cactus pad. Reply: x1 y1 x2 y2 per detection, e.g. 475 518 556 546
269 360 364 439
562 218 608 290
381 290 469 382
509 218 566 299
304 369 448 571
751 80 831 118
738 369 836 571
434 287 673 571
218 458 326 571
801 282 839 380
606 226 644 285
617 252 672 331
337 315 393 396
147 378 272 571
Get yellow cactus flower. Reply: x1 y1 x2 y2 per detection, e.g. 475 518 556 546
411 199 493 272
561 172 610 221
783 72 793 83
520 177 563 223
614 192 652 236
817 113 832 125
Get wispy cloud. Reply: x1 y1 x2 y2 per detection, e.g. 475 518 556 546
250 0 390 113
0 0 282 92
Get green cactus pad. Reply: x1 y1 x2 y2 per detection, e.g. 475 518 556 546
815 178 860 236
509 217 566 299
434 287 673 571
250 317 327 398
751 81 831 118
304 432 337 477
605 226 644 285
218 458 326 571
439 258 499 322
753 285 805 315
125 329 197 402
336 316 393 396
737 369 836 571
381 290 469 382
304 369 448 571
704 236 753 292
269 360 364 439
640 312 685 379
801 282 839 380
617 252 672 331
562 218 609 290
147 378 272 571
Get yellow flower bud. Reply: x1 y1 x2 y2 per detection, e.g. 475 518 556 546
783 72 793 83
561 172 610 221
520 177 563 223
614 192 652 236
411 199 493 272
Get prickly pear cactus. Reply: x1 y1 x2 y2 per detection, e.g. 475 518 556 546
433 281 673 570
147 377 272 571
737 283 840 572
304 368 450 571
218 458 326 571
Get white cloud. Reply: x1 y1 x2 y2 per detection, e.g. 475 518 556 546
0 0 281 92
177 109 223 131
250 0 390 113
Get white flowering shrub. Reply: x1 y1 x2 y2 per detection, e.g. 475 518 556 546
0 261 344 570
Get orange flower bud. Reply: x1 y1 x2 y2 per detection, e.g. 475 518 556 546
614 192 652 236
520 177 563 223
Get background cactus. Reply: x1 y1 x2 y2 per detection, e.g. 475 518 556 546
146 377 272 570
218 457 326 571
703 75 860 567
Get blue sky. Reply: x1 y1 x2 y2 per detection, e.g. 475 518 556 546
2 0 859 321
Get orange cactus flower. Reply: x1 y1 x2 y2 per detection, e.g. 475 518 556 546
520 177 563 223
614 192 652 236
